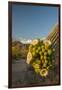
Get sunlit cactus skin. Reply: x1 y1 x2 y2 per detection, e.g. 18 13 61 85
46 24 60 65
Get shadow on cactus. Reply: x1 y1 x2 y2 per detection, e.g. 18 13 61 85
26 39 55 77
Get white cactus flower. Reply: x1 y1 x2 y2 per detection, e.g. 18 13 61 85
31 39 39 46
26 52 32 64
43 40 51 46
40 68 48 77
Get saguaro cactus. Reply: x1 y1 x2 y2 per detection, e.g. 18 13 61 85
46 24 60 65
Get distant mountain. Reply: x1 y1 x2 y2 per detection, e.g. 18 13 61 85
12 40 30 60
12 41 22 47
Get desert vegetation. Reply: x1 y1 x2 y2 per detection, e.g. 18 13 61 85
12 41 29 61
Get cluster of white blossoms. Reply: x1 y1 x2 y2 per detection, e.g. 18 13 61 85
26 39 55 77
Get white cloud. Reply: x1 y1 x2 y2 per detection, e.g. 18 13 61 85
20 39 32 44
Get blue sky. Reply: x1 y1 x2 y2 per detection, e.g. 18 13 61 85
12 4 59 40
